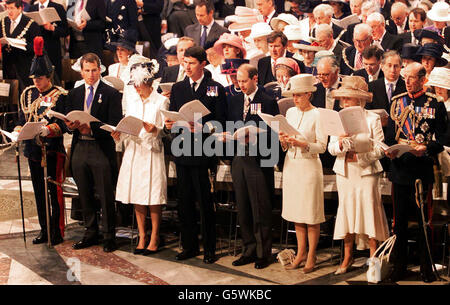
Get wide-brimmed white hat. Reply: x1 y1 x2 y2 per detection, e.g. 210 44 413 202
282 74 317 97
248 22 273 39
283 25 303 41
332 76 373 102
293 38 324 52
426 67 450 90
71 56 106 73
270 13 299 31
427 2 450 22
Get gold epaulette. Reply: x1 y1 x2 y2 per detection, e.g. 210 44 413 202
391 92 407 101
54 86 68 95
425 92 438 99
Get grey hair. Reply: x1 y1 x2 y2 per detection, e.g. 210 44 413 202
317 56 339 73
391 2 408 14
354 23 373 38
313 4 334 18
381 50 402 66
367 12 385 25
316 24 333 38
361 0 377 13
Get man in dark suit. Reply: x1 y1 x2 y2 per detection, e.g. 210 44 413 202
257 31 305 86
68 0 106 61
385 62 447 283
136 0 163 58
225 64 279 269
312 56 340 172
399 8 426 45
342 0 376 44
64 53 123 253
163 46 227 264
312 3 344 39
385 1 409 35
340 23 373 76
184 0 228 49
352 45 384 83
161 0 196 38
255 0 278 24
26 0 68 82
367 50 405 113
367 12 402 52
0 0 41 92
377 0 392 21
315 23 346 64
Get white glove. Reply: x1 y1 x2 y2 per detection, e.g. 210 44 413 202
341 137 354 152
39 126 50 137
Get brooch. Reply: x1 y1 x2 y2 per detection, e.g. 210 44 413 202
98 94 103 104
118 14 123 21
121 5 125 10
420 121 429 133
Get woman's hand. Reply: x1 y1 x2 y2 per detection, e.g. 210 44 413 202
111 131 121 141
143 122 157 134
385 149 399 159
287 137 308 149
164 119 174 131
338 133 349 150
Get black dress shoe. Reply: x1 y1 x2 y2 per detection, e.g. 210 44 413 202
176 250 200 261
420 267 437 283
72 238 99 250
133 248 146 255
51 235 64 246
232 256 256 266
203 253 217 264
254 258 271 269
143 248 160 256
388 268 407 282
103 240 117 253
32 231 48 244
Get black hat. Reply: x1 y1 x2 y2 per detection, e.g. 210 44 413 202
165 45 177 56
416 43 448 67
110 29 138 52
299 0 321 13
29 36 53 78
400 43 421 61
323 0 351 14
413 29 445 46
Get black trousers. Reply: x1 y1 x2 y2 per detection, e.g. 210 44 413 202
231 156 273 260
175 164 216 254
71 141 116 240
391 182 434 273
28 155 62 237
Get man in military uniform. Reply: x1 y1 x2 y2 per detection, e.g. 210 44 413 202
0 0 41 92
385 62 447 283
14 36 67 245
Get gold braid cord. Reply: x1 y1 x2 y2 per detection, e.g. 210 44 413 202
341 47 355 72
390 93 414 142
1 18 34 43
19 86 66 123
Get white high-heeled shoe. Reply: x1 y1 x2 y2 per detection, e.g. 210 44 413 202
334 258 354 275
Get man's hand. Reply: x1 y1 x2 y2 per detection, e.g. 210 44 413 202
410 144 427 157
164 119 174 131
385 149 399 159
78 123 91 135
143 122 157 134
111 131 121 141
161 91 171 98
77 19 87 31
43 22 55 31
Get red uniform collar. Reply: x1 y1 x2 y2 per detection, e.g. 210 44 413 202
408 89 425 99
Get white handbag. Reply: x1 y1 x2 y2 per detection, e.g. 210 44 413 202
366 235 397 283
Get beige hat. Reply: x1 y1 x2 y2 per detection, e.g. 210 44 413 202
282 74 317 97
270 13 300 31
332 76 373 102
425 67 450 90
248 22 273 39
426 2 450 22
283 25 303 41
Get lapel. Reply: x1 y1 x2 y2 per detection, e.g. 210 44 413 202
236 93 244 121
195 23 202 45
194 75 208 99
377 78 389 107
90 81 104 117
207 22 217 42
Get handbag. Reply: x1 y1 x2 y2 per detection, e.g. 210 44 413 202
366 234 396 283
276 249 296 266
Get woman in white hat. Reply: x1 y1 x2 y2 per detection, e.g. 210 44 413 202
279 74 328 273
425 1 450 36
112 60 168 256
328 76 389 274
283 24 304 58
270 13 300 32
248 22 273 56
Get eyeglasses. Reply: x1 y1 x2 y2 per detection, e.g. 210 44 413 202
354 36 370 44
317 73 331 78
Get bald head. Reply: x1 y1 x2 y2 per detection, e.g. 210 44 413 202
353 23 373 53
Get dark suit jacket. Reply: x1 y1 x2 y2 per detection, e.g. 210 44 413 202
444 26 450 48
226 88 280 166
340 46 357 76
332 41 345 64
184 21 228 48
27 1 68 79
157 65 211 92
257 53 305 86
386 18 409 35
311 82 339 170
69 0 106 59
168 74 227 166
381 31 403 52
65 81 123 177
366 77 406 113
352 68 384 84
0 15 40 90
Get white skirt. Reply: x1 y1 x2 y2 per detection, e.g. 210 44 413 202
282 156 325 225
333 162 389 250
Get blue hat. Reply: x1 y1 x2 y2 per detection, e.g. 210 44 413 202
110 29 138 52
413 29 445 46
400 43 421 61
220 58 249 75
416 43 448 67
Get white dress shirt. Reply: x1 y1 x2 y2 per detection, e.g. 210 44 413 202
39 0 49 9
189 73 205 92
368 68 381 82
84 79 100 113
10 13 23 34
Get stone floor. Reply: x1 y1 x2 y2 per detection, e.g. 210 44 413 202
0 145 449 286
